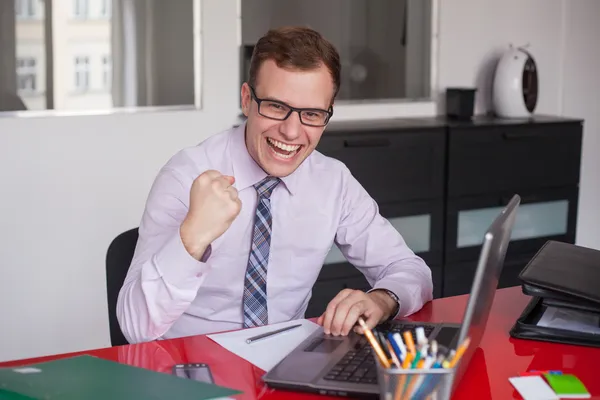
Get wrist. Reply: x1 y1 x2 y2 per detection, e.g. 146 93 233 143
180 217 212 260
369 289 399 321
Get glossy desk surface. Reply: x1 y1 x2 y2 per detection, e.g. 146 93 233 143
2 287 598 399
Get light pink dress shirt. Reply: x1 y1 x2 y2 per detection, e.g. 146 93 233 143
117 122 433 344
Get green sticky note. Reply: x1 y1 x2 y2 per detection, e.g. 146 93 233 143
544 373 591 398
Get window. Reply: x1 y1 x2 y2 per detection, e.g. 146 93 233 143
74 56 90 91
102 55 111 90
73 0 88 18
17 57 37 93
15 0 40 19
241 0 433 103
100 0 111 18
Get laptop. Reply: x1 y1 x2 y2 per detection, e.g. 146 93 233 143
262 194 521 398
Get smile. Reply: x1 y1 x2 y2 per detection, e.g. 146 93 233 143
266 137 302 159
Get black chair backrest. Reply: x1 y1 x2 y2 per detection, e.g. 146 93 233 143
105 227 139 346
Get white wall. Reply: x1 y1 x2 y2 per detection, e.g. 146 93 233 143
0 1 241 363
0 0 599 362
561 0 600 250
437 0 600 251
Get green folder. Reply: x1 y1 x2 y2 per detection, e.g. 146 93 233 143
0 355 241 399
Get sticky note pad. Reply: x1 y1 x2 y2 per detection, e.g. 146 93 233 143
544 374 591 398
509 376 559 400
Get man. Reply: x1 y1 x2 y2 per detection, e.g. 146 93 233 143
117 26 433 344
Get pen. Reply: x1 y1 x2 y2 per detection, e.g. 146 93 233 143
385 339 402 368
402 331 416 356
430 340 438 358
447 337 471 368
245 323 302 344
387 333 405 363
392 332 407 357
357 318 391 369
415 327 427 348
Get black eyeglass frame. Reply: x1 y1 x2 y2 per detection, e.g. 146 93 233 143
249 85 333 127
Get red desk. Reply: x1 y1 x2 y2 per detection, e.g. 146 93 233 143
2 287 598 399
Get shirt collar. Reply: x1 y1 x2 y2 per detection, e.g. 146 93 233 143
229 122 299 195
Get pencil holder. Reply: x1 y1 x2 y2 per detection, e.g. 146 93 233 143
376 364 456 400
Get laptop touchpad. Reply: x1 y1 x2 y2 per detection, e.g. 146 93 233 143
304 337 342 353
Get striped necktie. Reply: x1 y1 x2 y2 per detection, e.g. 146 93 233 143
243 176 280 328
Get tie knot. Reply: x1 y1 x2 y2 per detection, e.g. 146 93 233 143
254 176 280 199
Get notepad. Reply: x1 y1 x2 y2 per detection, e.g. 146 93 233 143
509 376 559 400
544 374 591 398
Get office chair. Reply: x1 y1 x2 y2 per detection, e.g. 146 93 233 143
105 227 139 346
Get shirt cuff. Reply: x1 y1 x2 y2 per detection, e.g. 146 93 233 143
153 230 212 285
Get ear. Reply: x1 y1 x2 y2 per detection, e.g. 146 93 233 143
241 83 252 117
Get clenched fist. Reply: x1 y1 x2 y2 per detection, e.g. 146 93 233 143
180 170 242 260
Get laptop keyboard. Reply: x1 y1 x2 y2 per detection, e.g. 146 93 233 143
322 324 436 385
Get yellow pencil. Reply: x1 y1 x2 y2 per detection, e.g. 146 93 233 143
357 318 391 369
448 337 471 368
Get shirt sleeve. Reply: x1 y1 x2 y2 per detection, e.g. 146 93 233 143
116 161 212 344
334 167 434 318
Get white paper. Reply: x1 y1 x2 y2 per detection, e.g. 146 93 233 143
537 306 600 335
509 376 559 400
207 319 321 372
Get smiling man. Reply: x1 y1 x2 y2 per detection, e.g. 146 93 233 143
117 27 433 344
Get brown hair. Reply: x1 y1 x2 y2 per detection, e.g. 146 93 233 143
248 26 341 102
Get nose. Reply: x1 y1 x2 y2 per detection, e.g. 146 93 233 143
279 111 303 141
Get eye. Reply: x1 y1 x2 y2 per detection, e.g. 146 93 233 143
268 103 285 110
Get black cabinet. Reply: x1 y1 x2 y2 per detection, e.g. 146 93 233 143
305 115 583 317
443 116 582 297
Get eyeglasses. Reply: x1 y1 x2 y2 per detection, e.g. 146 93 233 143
249 85 333 127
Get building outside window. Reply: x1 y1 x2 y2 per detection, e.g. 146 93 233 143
74 56 90 91
17 57 37 93
102 55 111 90
100 0 111 18
15 0 40 19
73 0 89 18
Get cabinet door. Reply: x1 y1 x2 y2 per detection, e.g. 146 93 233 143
317 128 445 203
448 122 582 197
445 188 578 263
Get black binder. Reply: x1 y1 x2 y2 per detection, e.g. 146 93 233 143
509 240 600 348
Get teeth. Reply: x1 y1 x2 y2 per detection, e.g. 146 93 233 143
267 137 301 152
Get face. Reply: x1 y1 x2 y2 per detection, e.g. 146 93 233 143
241 59 335 177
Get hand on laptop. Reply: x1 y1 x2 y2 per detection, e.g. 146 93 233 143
316 289 398 336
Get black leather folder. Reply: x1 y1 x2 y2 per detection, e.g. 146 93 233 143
509 240 600 348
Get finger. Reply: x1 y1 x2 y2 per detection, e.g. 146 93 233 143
363 307 382 331
317 315 324 326
341 301 367 336
322 289 354 335
329 291 365 335
224 175 235 185
201 169 224 180
212 175 233 191
225 185 239 200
